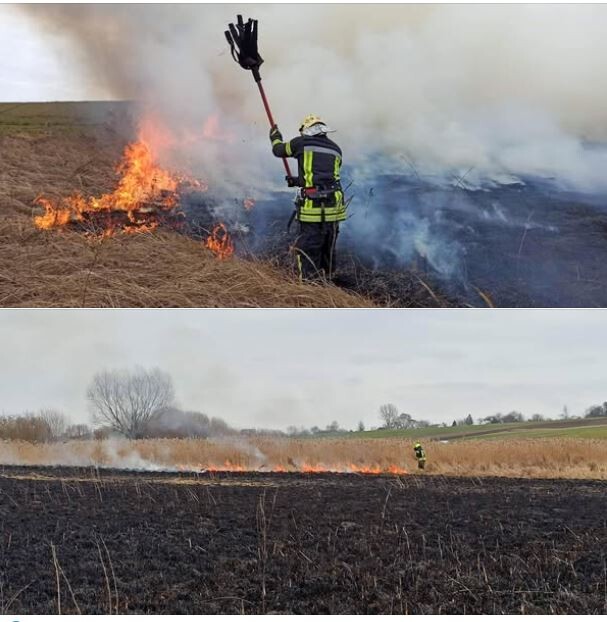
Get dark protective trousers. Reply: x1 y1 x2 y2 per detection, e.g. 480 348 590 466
294 222 340 280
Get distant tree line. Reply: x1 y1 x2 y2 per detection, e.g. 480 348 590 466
480 411 526 424
584 402 607 419
5 368 607 444
1 367 234 443
285 420 349 437
376 400 607 429
378 403 431 430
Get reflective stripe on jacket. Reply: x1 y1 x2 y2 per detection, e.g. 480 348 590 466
273 135 345 223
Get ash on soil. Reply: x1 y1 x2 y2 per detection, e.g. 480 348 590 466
240 174 607 308
1 465 606 614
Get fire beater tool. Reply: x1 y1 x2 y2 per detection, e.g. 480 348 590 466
225 15 295 186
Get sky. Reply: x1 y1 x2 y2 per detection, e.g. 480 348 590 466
0 5 108 101
1 309 606 430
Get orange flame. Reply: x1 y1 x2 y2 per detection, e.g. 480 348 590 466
205 223 234 259
33 128 203 236
243 198 255 211
33 197 73 229
176 462 407 475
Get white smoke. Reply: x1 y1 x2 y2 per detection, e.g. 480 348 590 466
20 4 607 192
207 435 267 467
0 437 267 472
0 438 174 471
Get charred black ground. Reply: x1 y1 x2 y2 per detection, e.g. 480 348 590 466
1 465 606 614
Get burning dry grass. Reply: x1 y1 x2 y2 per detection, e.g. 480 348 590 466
2 436 607 480
0 129 370 307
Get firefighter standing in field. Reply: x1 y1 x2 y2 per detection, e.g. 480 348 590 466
270 115 346 280
414 442 427 469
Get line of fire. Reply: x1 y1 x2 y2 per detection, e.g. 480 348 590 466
33 118 242 260
175 461 407 476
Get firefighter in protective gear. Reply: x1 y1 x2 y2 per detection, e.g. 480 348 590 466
414 442 426 469
269 115 345 280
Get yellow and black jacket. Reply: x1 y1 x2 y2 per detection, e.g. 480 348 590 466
272 134 345 223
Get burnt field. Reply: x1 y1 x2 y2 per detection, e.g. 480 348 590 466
242 175 607 308
1 465 606 614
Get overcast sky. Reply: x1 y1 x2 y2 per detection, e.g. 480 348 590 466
1 309 605 430
0 5 107 101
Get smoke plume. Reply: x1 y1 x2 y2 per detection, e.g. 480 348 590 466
20 4 607 190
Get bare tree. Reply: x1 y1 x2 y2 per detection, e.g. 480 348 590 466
0 412 53 443
38 409 68 440
502 411 524 423
286 425 299 437
379 403 399 429
585 404 607 419
394 413 415 429
483 411 524 424
87 368 175 439
482 413 501 424
326 420 340 433
65 423 92 439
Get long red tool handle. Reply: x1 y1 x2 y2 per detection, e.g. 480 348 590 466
256 80 293 178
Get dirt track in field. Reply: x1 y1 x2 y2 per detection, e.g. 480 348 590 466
1 465 606 614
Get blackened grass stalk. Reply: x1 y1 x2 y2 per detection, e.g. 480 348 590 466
95 536 112 614
50 543 81 614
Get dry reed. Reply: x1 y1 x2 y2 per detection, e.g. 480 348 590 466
2 436 607 480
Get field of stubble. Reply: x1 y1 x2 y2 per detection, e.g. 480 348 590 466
1 465 606 614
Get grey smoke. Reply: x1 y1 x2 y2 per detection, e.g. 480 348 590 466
20 4 607 192
0 438 172 470
145 407 234 438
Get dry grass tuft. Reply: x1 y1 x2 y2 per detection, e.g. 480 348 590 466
2 436 607 480
0 128 370 307
0 221 370 307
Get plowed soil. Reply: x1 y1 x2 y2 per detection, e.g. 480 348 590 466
1 465 606 614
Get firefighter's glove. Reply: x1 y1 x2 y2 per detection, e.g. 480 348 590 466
285 176 298 187
269 125 283 144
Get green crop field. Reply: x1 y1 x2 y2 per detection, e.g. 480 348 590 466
347 417 607 442
0 100 132 134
